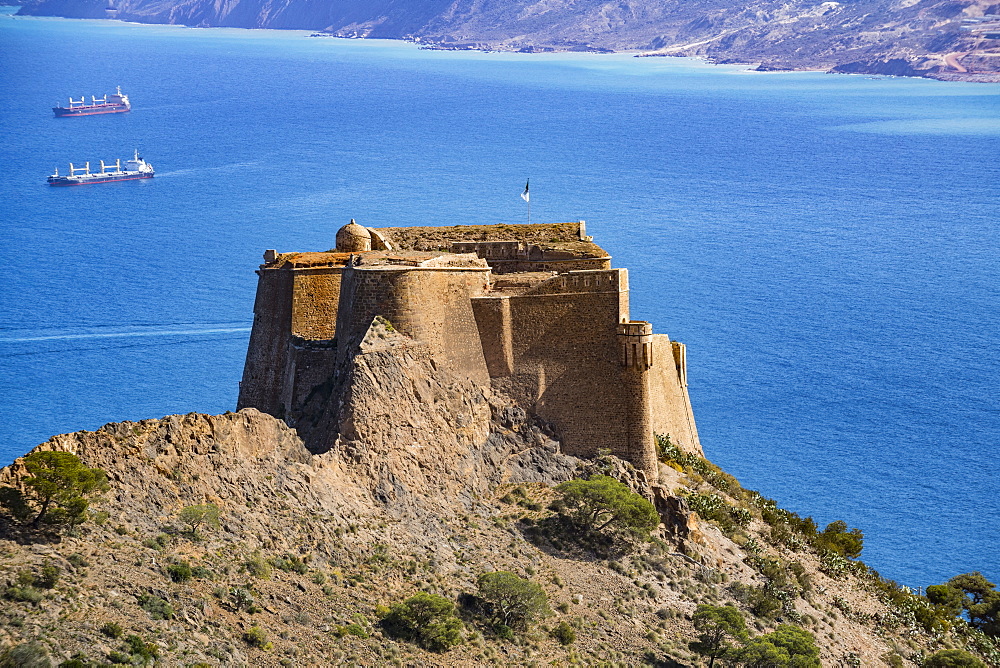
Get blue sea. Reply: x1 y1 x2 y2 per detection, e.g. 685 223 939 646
1 8 998 589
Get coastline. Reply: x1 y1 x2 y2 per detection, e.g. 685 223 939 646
8 4 1000 83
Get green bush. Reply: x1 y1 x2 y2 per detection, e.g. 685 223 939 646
58 657 92 668
191 565 213 580
550 620 576 645
928 572 1000 637
244 553 272 579
37 563 60 589
334 623 369 638
813 520 864 559
178 503 220 535
4 585 43 604
66 553 90 569
166 561 193 582
269 554 308 574
137 593 175 620
100 621 124 639
229 586 259 612
0 642 51 668
689 604 748 666
686 492 750 537
123 635 159 663
242 626 272 650
477 571 549 630
382 592 464 652
922 649 986 667
142 534 170 551
730 624 820 667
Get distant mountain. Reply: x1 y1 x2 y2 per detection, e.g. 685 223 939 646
16 0 1000 79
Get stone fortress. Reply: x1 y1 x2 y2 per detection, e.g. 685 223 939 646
237 220 700 480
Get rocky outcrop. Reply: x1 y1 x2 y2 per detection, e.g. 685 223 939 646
16 0 1000 80
1 404 994 662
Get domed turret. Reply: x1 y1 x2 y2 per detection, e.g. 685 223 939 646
336 219 372 252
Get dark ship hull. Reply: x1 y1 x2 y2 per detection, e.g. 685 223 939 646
47 172 152 186
53 87 131 117
52 103 129 117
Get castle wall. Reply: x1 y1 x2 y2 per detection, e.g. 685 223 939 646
473 270 697 476
471 297 514 377
336 266 491 384
237 267 294 415
483 269 664 474
484 258 611 274
290 267 343 340
648 337 702 456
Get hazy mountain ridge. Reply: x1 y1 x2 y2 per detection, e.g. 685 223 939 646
15 0 1000 79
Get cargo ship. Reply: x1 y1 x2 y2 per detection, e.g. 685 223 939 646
52 86 130 117
47 150 153 186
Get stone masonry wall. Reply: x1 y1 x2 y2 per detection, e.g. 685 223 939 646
238 267 294 416
647 336 702 456
335 266 492 384
484 269 659 471
290 267 343 340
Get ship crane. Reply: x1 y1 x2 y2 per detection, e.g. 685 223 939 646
92 95 107 104
68 96 85 107
99 159 123 174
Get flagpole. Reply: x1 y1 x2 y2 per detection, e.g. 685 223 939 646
521 179 530 224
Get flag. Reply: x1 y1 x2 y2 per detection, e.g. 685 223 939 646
520 180 530 203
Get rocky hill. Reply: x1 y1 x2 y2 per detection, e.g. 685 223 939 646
1 341 997 666
15 0 1000 80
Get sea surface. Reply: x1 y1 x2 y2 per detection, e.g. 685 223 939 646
1 8 998 589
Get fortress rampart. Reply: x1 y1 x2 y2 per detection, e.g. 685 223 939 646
238 221 700 478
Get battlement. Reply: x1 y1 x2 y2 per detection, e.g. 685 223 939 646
237 219 701 477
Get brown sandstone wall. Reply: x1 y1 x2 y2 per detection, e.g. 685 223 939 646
494 269 648 467
237 267 294 415
290 267 343 340
647 336 703 456
336 266 491 384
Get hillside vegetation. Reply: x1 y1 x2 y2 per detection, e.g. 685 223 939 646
1 406 997 665
15 0 1000 80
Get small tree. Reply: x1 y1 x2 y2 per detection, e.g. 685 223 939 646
761 625 820 666
732 639 791 668
382 592 464 652
178 503 220 535
934 572 1000 636
0 451 109 530
813 520 864 559
477 571 549 630
555 475 659 539
731 625 821 668
689 604 749 668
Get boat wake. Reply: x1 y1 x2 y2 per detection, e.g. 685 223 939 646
156 161 262 177
0 326 251 343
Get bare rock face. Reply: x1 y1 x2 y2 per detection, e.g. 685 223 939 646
307 341 579 519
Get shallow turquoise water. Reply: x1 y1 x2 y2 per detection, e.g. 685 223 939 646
1 8 998 588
